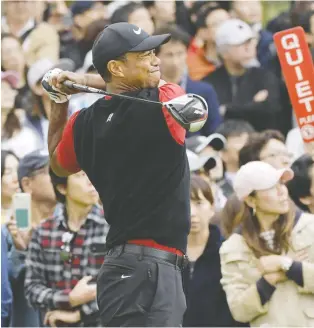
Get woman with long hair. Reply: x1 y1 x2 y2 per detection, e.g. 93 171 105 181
212 193 243 238
183 174 246 327
220 161 314 326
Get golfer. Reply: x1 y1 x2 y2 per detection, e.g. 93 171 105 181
42 23 207 327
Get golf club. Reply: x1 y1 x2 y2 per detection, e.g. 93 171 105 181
62 80 207 108
62 80 209 132
63 80 162 105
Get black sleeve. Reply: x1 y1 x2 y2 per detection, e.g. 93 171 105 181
256 277 276 305
286 261 304 287
80 309 100 327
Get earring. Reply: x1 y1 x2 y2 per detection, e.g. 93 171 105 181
252 207 256 216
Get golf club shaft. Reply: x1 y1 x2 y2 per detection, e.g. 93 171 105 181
63 80 162 105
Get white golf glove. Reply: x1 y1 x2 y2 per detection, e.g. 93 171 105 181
41 69 71 103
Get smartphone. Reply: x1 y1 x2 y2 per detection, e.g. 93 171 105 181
13 193 31 231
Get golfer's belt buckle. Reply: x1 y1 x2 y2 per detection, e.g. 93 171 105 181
177 254 189 269
183 254 189 268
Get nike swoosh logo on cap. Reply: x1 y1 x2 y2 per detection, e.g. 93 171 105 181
133 27 141 35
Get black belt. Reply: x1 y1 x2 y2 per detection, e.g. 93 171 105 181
105 244 189 270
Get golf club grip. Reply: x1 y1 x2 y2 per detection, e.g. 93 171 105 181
62 80 106 95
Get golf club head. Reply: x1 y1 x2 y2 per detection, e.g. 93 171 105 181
163 94 208 132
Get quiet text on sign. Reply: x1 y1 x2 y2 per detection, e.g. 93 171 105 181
274 27 314 142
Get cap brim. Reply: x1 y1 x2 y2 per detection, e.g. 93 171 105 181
257 168 294 192
129 34 171 52
195 133 226 153
279 168 294 183
229 36 254 46
187 150 216 172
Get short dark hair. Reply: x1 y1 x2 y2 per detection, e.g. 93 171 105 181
154 24 191 54
195 5 224 29
85 18 109 49
143 1 155 9
110 2 144 24
101 54 127 82
287 154 314 212
239 130 285 166
49 168 67 204
216 119 255 140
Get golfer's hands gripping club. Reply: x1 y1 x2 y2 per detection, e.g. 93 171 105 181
42 69 72 103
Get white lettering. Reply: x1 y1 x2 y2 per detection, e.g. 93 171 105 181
294 66 303 81
299 96 314 113
281 34 300 50
285 48 303 66
107 113 114 122
296 81 312 98
281 33 314 114
299 115 314 125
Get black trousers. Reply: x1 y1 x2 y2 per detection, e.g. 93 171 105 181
97 244 187 327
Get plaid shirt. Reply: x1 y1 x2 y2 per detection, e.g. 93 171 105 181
25 203 109 327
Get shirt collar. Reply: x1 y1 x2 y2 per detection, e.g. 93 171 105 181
54 203 106 229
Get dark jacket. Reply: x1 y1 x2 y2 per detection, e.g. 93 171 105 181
1 229 12 327
183 225 248 327
186 77 222 137
257 29 275 69
203 66 282 132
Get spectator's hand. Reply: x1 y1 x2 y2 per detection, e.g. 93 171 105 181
6 217 32 250
69 276 97 307
44 310 80 328
253 89 268 102
52 71 87 95
258 255 284 274
263 271 288 286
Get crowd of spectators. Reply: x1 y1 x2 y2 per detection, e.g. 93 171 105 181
1 0 314 327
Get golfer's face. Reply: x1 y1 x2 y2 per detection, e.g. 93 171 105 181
123 50 161 88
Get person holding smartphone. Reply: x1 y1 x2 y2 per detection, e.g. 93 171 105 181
6 150 57 327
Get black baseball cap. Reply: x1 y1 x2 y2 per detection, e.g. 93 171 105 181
71 1 94 16
18 150 49 185
92 22 171 76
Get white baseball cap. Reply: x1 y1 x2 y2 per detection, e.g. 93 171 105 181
187 149 216 172
234 161 294 200
186 133 226 154
215 18 255 49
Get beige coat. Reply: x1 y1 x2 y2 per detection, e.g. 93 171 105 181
220 213 314 327
23 22 59 67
